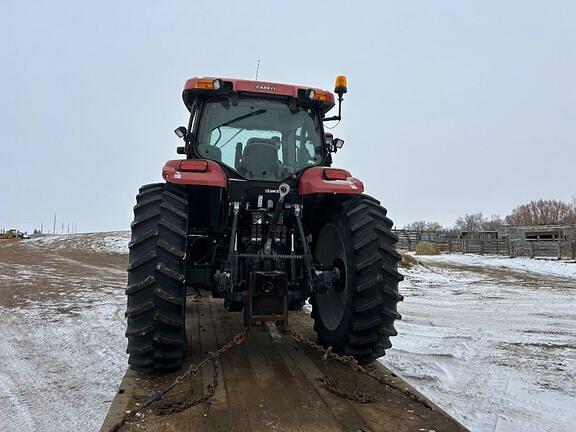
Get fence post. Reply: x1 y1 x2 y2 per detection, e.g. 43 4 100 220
462 239 467 254
479 241 484 255
558 241 562 260
529 242 535 258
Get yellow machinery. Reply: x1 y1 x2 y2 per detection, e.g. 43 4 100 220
0 229 23 240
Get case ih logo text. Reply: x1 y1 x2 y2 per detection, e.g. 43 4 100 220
255 84 276 91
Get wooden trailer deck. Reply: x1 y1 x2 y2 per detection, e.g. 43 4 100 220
101 296 468 432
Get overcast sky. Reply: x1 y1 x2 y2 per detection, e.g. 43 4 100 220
1 0 575 233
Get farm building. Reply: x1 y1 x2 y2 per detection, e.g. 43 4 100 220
498 224 576 258
498 224 576 241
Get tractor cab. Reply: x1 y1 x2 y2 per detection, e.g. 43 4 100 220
175 77 347 183
196 98 323 181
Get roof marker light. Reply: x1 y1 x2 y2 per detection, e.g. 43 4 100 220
307 88 331 102
191 79 215 90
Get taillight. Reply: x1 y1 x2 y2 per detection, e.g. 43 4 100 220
323 168 348 181
179 160 208 172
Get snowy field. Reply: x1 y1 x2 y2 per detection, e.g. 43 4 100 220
0 288 126 431
23 231 130 254
384 253 576 432
0 234 128 431
415 252 576 280
1 234 575 431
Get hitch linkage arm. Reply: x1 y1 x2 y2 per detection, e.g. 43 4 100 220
294 204 339 295
293 204 315 294
216 202 240 295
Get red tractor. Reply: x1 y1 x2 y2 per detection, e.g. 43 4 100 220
125 76 403 373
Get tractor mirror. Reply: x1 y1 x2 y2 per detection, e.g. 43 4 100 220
174 126 187 139
333 138 345 150
324 133 334 147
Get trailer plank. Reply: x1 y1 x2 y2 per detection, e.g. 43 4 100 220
101 296 469 432
207 299 253 432
279 336 369 432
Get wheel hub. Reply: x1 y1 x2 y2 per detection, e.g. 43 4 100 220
314 223 348 331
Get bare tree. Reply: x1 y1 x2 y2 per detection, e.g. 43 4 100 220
483 215 504 231
426 222 444 231
403 221 444 231
455 213 485 232
505 199 576 225
403 221 426 231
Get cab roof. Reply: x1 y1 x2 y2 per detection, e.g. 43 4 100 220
182 77 335 113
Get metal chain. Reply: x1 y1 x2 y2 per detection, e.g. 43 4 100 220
190 287 203 303
289 332 433 409
109 327 431 432
319 346 376 403
108 328 248 432
152 352 218 416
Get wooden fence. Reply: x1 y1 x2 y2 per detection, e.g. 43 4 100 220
393 230 576 260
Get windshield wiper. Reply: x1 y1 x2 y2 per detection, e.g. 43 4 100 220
219 128 245 149
215 109 267 130
211 108 267 147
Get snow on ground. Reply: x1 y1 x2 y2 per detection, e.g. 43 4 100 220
0 236 127 432
0 288 126 431
414 252 576 280
24 231 130 254
3 234 576 432
383 255 576 432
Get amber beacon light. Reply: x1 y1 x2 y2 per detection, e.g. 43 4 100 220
334 75 348 95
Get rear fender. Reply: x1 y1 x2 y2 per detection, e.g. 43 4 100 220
162 160 227 188
298 166 364 195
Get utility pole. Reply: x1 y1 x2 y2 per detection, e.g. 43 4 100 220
53 214 56 235
61 221 64 235
41 222 43 234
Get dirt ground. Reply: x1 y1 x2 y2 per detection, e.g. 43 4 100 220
1 234 575 432
0 234 129 431
0 235 126 306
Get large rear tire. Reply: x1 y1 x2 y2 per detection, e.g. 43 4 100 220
311 195 403 363
125 182 188 373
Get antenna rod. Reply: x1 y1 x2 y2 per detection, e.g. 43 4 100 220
255 59 260 81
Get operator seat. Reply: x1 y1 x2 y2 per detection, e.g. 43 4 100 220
239 138 281 179
197 144 222 162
